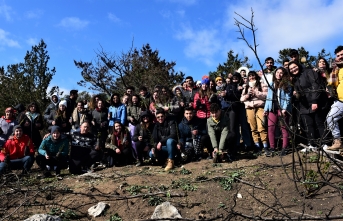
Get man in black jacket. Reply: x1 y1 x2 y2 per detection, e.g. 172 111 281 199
150 109 178 171
177 107 209 162
43 94 60 121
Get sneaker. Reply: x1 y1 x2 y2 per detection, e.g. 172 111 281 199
308 145 317 152
323 145 340 154
327 139 343 151
264 148 271 157
136 161 143 167
56 174 63 180
224 154 233 163
43 171 52 178
280 148 287 156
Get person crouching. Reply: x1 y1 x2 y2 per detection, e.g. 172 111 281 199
36 126 69 178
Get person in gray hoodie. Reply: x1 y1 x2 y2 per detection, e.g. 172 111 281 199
44 94 60 121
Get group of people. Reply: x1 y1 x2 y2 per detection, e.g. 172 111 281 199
1 46 343 177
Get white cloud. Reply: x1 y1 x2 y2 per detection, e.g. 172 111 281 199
58 17 89 30
108 13 121 23
224 0 343 64
25 10 43 19
175 24 221 65
26 38 38 46
0 3 13 21
0 29 20 48
175 0 343 69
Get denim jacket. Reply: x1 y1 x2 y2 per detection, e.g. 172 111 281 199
264 82 292 113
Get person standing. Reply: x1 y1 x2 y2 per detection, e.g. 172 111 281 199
18 102 44 150
264 67 293 156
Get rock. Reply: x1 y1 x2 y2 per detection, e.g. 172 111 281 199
237 193 242 198
24 214 61 221
151 202 182 220
88 202 109 217
79 172 102 179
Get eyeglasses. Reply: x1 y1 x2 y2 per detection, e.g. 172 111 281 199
156 115 164 119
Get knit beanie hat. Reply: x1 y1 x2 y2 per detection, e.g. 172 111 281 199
201 78 210 85
215 77 222 82
59 100 67 107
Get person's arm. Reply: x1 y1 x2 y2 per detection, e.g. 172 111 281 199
38 139 47 156
121 106 127 125
159 121 177 145
60 138 70 156
207 119 218 150
218 126 229 151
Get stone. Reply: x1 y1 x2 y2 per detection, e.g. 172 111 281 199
24 214 61 221
151 202 182 220
88 202 109 217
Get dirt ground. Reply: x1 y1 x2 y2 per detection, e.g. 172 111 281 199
1 149 343 221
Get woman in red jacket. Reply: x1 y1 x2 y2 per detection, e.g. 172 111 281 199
0 125 35 175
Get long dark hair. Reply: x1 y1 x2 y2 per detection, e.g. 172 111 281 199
244 71 262 94
273 67 291 92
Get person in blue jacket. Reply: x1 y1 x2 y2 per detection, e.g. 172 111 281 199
264 67 293 156
36 126 69 178
108 93 127 133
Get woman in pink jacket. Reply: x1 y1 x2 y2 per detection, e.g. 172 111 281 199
193 78 214 125
240 71 268 154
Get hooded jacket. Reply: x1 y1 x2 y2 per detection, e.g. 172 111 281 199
293 69 327 114
44 94 60 120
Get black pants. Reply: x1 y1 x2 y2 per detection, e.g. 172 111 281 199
36 154 68 174
300 109 326 146
135 141 150 163
69 146 102 174
103 147 133 167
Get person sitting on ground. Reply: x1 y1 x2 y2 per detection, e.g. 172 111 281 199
0 107 18 141
207 103 237 163
132 111 155 166
177 107 208 162
36 126 69 178
104 121 134 167
69 121 102 174
0 125 35 175
150 109 178 171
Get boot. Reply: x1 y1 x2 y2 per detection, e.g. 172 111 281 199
164 159 174 171
327 139 343 151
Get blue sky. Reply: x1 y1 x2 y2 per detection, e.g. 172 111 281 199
1 0 343 95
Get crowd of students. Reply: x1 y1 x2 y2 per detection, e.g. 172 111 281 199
1 46 343 178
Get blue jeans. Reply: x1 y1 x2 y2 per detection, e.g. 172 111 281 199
0 156 34 174
149 138 177 161
327 101 343 139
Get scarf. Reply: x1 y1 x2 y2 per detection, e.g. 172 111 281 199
1 116 14 123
